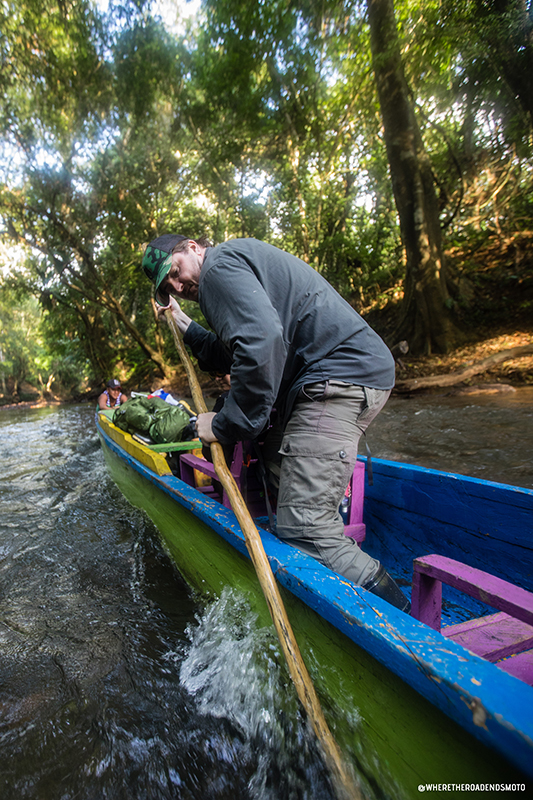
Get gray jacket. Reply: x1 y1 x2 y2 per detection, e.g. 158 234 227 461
184 239 394 444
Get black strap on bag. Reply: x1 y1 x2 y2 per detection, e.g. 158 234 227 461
362 433 373 486
252 441 277 532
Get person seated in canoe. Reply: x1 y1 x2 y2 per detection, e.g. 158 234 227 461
98 378 128 410
141 234 410 613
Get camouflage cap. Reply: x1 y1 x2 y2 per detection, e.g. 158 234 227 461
141 234 187 292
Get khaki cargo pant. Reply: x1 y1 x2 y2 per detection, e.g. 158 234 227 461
263 382 390 586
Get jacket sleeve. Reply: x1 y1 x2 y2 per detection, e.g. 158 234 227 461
183 321 233 375
199 255 288 444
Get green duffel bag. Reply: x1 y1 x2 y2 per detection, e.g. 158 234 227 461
149 404 192 444
112 395 169 433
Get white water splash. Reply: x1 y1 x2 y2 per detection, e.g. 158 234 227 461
171 587 334 799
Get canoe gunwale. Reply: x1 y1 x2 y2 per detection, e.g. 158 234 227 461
96 415 533 778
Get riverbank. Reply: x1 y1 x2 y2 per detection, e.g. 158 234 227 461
393 330 533 394
0 395 64 411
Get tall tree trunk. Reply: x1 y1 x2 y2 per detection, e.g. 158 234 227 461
367 0 463 354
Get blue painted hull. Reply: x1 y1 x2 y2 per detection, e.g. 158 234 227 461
96 414 533 784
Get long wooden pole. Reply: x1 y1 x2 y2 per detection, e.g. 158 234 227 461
165 310 360 800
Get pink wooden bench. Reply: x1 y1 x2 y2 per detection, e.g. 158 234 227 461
342 460 366 544
180 448 366 543
412 554 533 685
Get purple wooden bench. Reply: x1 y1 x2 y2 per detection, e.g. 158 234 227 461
412 554 533 686
180 442 268 516
180 449 366 543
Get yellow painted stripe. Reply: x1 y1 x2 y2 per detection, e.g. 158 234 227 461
98 413 172 476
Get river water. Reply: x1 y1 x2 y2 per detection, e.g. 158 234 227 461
367 386 533 489
0 390 532 799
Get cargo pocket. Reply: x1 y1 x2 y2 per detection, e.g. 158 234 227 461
276 431 357 537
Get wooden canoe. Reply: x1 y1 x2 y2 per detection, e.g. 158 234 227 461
95 410 533 794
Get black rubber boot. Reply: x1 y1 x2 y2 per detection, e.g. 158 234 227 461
362 564 411 613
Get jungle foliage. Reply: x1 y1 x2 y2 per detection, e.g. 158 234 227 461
0 0 532 398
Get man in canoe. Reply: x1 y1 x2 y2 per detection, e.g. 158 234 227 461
142 235 410 612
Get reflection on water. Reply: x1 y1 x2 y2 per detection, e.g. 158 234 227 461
0 390 531 798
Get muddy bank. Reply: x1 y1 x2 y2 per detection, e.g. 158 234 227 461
394 330 533 394
0 397 64 411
